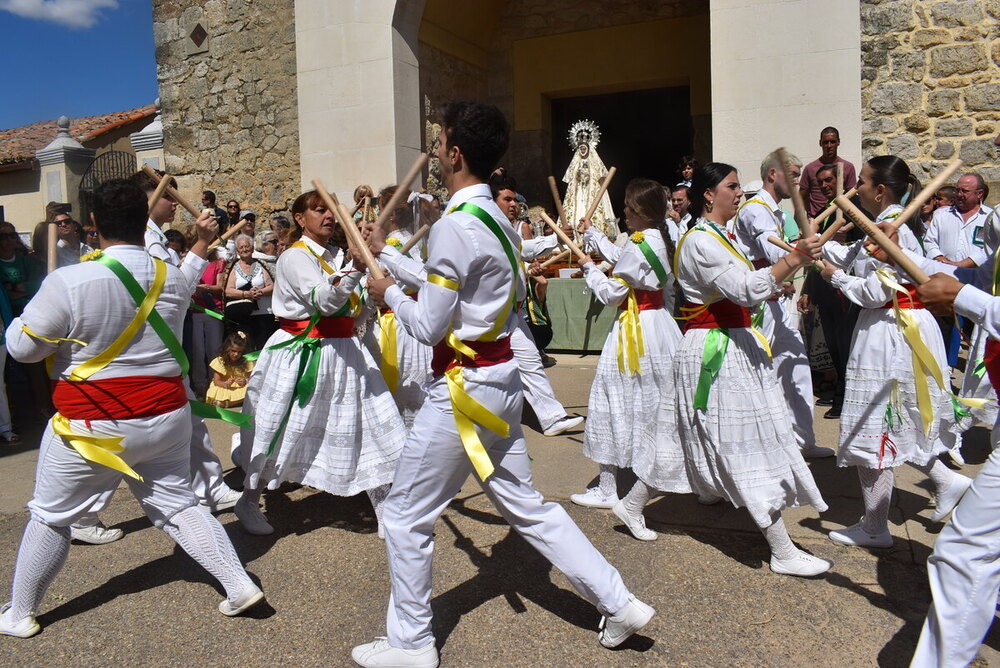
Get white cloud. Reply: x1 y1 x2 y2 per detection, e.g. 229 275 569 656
0 0 119 29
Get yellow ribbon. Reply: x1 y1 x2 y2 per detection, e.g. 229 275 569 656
378 310 399 393
614 278 644 375
427 273 460 291
21 325 87 347
69 259 166 381
444 366 508 481
876 269 987 434
292 239 335 275
51 414 143 481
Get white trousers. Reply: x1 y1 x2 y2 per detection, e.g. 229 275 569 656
190 311 224 398
382 360 630 649
912 418 1000 667
511 317 567 431
761 299 816 448
28 406 198 528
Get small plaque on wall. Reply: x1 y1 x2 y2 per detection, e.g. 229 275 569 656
186 20 210 56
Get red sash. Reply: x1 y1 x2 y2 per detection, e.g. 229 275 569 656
618 289 664 312
431 337 513 377
52 376 187 420
682 300 752 330
985 339 1000 402
879 284 924 310
279 316 354 338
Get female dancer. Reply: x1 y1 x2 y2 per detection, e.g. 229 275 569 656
235 191 406 536
571 178 681 508
619 163 831 577
821 155 972 548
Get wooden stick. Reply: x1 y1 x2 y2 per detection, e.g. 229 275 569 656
890 158 963 230
46 223 57 274
371 154 429 233
547 176 567 226
539 211 588 263
834 195 929 283
768 235 821 270
140 164 200 218
815 187 859 244
311 179 385 280
583 166 617 222
147 172 173 211
362 197 372 223
836 163 844 198
775 148 809 235
399 224 430 255
540 248 571 268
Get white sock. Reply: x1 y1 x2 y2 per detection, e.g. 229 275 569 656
598 464 617 498
909 457 957 495
162 506 254 601
858 467 894 535
8 519 70 621
760 515 798 561
366 484 390 525
622 480 653 517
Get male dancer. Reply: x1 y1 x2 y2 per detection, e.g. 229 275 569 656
354 102 653 667
0 180 262 638
733 151 834 459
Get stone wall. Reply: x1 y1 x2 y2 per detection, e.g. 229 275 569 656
861 0 1000 202
152 0 299 219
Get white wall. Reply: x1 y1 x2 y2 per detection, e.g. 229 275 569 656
710 0 861 182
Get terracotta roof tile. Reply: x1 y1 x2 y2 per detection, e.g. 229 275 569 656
0 104 157 167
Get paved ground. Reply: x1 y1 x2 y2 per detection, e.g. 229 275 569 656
0 353 997 666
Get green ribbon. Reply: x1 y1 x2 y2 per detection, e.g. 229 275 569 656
974 358 986 378
636 239 668 287
693 328 729 411
189 302 225 320
190 400 252 426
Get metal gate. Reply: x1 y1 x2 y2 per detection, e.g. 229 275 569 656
78 151 138 225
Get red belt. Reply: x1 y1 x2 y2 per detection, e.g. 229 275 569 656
279 316 354 338
985 339 1000 402
52 376 187 420
431 336 513 377
682 300 752 330
618 289 664 311
879 284 924 310
752 258 770 270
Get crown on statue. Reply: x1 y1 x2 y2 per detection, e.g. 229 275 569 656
568 119 601 150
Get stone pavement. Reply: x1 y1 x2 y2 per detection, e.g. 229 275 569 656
0 353 997 666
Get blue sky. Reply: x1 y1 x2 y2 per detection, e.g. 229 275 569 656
0 1 158 130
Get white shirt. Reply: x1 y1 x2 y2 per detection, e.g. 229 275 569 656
6 246 189 380
583 228 670 307
144 219 207 293
271 235 360 320
923 204 994 265
384 183 525 344
675 219 778 307
733 189 787 266
55 238 94 268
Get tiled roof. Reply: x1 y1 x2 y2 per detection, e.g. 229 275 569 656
0 104 157 167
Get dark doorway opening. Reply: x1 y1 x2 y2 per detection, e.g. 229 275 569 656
551 87 693 230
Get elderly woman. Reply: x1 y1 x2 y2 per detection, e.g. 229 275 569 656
224 234 273 349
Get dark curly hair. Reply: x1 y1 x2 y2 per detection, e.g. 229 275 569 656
441 102 510 182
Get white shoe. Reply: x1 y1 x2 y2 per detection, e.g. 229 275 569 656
829 522 893 548
230 432 244 468
769 550 832 577
219 584 265 617
801 445 836 459
570 487 617 509
235 496 274 535
70 523 124 545
612 501 657 541
351 638 439 667
598 595 656 648
200 489 242 513
0 604 39 638
946 445 965 467
543 415 585 437
932 474 973 522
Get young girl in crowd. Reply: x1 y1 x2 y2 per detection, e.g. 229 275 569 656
206 332 254 408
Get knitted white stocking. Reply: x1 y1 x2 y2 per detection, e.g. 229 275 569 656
7 519 70 621
163 507 254 601
858 467 894 535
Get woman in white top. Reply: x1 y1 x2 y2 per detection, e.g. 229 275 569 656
820 155 972 549
570 179 682 509
235 191 406 537
223 234 273 349
618 163 831 577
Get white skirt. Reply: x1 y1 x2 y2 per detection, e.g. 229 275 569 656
636 327 827 527
371 314 433 431
838 307 954 469
241 327 406 496
583 308 681 468
955 323 998 432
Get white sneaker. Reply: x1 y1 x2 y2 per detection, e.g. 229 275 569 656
932 474 973 522
769 550 832 577
219 584 265 617
570 487 617 509
801 445 836 459
70 523 124 545
598 595 656 648
829 522 893 549
612 501 657 541
946 445 965 467
543 415 585 436
200 488 242 513
0 604 39 638
351 638 439 667
235 496 274 535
